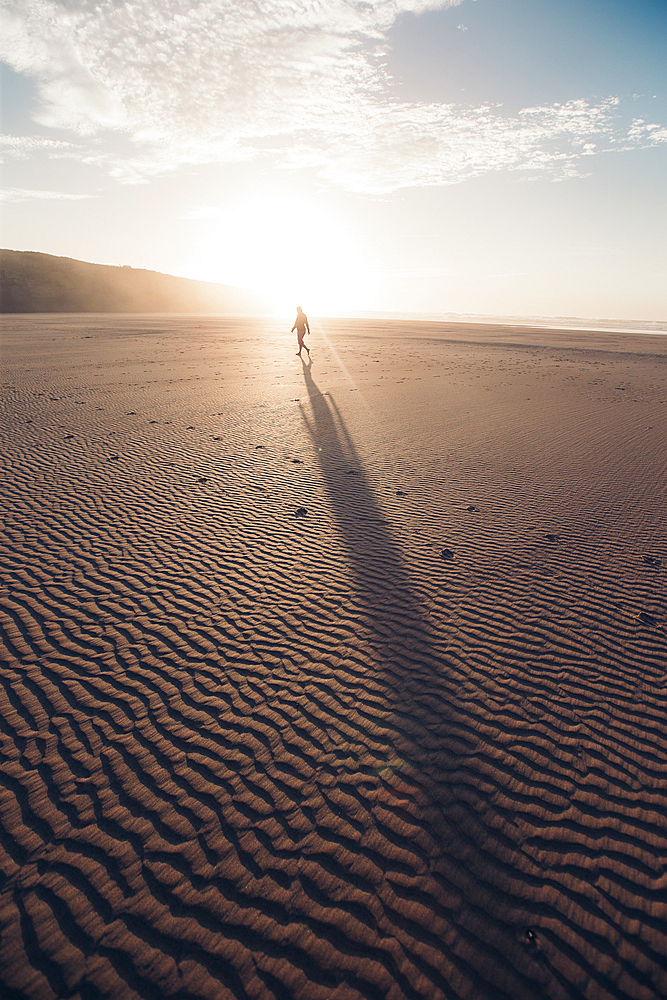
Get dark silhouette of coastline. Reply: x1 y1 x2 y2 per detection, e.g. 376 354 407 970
0 249 269 313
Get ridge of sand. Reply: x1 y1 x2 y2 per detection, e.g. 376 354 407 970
1 315 666 1000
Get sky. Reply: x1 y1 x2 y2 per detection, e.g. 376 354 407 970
1 0 666 321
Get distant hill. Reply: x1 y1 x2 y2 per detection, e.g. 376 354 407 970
0 250 270 314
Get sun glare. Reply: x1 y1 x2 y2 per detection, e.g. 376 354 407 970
198 196 374 316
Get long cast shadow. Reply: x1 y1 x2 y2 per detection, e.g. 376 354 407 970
297 359 547 993
299 357 428 649
297 356 451 784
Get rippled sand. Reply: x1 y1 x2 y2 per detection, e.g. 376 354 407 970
2 314 667 1000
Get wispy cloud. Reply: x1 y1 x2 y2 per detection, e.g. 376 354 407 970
297 97 633 193
0 186 95 202
0 0 663 192
0 134 79 161
626 119 667 145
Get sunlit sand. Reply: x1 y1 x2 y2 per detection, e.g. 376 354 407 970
2 314 667 1000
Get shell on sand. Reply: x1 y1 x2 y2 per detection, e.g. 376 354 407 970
1 314 666 1000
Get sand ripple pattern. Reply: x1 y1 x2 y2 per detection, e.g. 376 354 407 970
1 317 667 1000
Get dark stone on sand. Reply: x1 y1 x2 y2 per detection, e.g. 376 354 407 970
64 435 74 440
523 929 539 952
295 507 308 518
255 445 264 449
396 490 405 496
466 505 477 512
441 548 454 559
291 459 303 464
108 454 119 460
198 477 208 484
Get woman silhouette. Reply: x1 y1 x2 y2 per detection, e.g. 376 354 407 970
291 306 310 358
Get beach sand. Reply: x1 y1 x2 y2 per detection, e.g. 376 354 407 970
1 314 666 1000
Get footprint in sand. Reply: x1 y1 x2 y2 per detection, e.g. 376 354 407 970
291 459 303 465
396 490 406 496
466 504 477 512
198 477 208 484
108 454 120 461
441 548 454 559
638 611 658 627
546 533 559 543
64 435 74 440
295 507 308 518
643 555 662 567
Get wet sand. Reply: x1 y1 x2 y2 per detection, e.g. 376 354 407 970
1 314 667 1000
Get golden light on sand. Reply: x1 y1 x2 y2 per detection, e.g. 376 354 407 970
200 195 374 316
4 315 667 1000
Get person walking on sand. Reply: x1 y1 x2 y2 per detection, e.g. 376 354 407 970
292 306 310 358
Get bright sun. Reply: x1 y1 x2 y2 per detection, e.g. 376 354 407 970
199 196 374 316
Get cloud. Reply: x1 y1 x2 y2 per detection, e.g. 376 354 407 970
0 134 79 162
0 0 663 192
626 119 667 145
0 186 94 202
0 0 453 136
300 97 631 193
